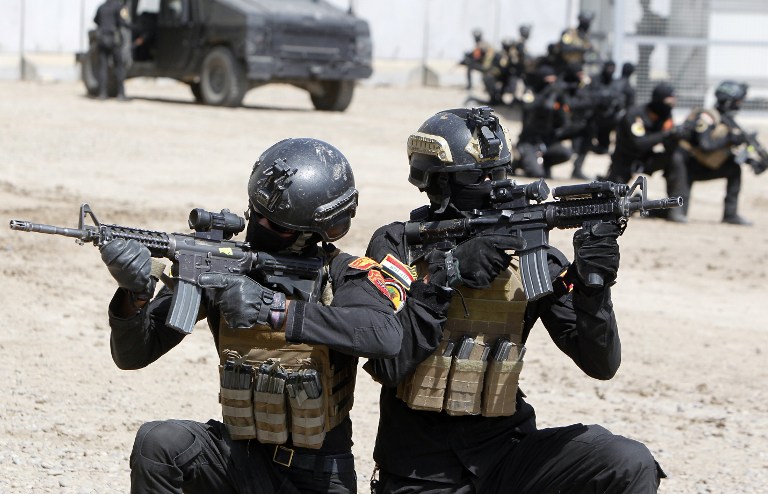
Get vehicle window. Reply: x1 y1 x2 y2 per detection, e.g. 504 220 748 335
136 0 160 15
164 0 187 22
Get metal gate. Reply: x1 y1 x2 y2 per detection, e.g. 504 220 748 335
585 0 768 109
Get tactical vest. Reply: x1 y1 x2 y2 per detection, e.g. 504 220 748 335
398 259 527 417
217 276 355 449
560 29 590 64
679 108 732 169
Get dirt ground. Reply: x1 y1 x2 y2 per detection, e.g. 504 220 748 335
1 79 767 493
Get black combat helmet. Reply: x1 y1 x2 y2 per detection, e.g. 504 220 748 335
247 138 358 242
407 107 513 210
714 80 748 113
578 11 594 31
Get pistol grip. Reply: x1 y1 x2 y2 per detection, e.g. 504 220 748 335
166 279 202 334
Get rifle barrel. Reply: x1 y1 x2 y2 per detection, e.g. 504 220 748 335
626 196 683 213
9 220 90 240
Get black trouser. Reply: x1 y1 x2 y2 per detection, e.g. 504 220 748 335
373 424 664 494
677 149 742 218
605 150 687 199
516 141 573 178
129 419 357 494
97 41 125 98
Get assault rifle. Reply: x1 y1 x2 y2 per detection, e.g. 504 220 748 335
9 204 324 334
720 112 768 175
404 176 682 301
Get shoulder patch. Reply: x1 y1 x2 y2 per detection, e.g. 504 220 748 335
631 117 646 137
522 91 535 103
348 257 380 271
367 270 407 312
379 254 416 290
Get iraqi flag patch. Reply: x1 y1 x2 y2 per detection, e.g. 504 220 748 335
379 254 416 290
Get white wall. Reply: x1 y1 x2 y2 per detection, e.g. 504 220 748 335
0 0 103 53
327 0 573 61
0 0 573 60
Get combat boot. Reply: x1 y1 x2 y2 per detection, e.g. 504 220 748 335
570 154 591 180
722 214 752 226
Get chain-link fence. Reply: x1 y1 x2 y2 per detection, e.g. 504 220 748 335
603 0 768 110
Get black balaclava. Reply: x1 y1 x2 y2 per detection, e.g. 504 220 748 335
245 218 300 252
648 83 675 120
621 62 635 79
600 61 616 84
449 180 493 211
532 64 557 93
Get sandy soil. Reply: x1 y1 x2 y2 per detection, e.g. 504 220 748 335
1 79 767 493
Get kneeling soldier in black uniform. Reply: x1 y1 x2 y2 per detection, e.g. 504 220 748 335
365 107 665 493
675 80 766 225
102 138 405 494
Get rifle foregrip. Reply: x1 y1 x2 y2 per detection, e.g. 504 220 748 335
518 248 553 301
166 279 202 335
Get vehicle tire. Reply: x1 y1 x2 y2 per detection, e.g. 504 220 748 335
189 81 204 103
81 46 117 98
310 80 355 112
200 47 247 107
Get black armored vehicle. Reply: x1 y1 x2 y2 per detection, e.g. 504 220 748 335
80 0 373 111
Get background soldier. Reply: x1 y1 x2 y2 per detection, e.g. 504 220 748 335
93 0 130 100
615 62 637 111
365 107 665 493
604 82 688 222
553 11 596 75
558 62 595 179
101 138 404 493
588 60 623 155
513 64 573 178
501 24 532 101
675 81 767 225
462 29 494 91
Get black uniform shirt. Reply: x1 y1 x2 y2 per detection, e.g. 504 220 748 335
94 0 128 32
363 221 621 484
612 104 673 167
518 85 568 145
108 246 403 455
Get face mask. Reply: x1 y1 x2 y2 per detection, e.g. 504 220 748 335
450 180 493 211
649 100 672 120
245 219 299 252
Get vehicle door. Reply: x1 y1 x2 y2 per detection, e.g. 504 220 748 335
155 0 199 70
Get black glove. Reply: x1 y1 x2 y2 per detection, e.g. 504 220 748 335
572 222 621 287
729 131 747 146
749 158 768 175
198 273 286 330
100 238 155 300
455 235 526 289
427 235 526 289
